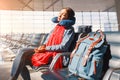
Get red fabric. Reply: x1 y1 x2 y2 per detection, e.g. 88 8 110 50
31 24 65 69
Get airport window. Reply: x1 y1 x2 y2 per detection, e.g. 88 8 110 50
0 10 118 34
75 12 118 32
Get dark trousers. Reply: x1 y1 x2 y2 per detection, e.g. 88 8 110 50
10 47 35 80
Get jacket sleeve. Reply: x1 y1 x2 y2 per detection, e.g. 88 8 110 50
45 28 75 52
43 30 53 44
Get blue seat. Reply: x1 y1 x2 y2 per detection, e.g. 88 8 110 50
34 25 92 72
103 32 120 80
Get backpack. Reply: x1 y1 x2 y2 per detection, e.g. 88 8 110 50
68 29 108 80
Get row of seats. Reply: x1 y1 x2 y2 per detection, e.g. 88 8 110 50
32 25 92 72
0 25 93 78
0 33 48 54
41 31 120 80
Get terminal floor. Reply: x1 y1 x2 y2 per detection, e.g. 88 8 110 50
0 61 44 80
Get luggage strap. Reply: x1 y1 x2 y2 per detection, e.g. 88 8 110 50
70 33 89 62
82 29 104 66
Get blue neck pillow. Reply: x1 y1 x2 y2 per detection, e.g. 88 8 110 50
51 17 76 27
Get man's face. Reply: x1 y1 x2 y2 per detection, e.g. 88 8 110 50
57 9 68 21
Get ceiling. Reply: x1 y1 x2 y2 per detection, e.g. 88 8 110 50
0 0 115 11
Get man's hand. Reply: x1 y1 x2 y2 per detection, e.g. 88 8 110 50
38 44 46 50
34 44 46 53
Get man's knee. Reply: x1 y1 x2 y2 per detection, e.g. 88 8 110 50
17 48 34 58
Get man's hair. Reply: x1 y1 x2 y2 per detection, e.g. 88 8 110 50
63 7 75 19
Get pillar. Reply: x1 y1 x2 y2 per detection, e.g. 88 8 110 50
115 0 120 31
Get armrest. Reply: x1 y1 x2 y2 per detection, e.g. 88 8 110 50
103 68 120 80
49 52 71 70
102 68 114 80
32 52 71 72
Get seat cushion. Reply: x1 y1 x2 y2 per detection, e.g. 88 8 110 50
109 58 120 68
110 69 120 80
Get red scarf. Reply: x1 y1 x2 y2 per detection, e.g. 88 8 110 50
31 24 65 69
